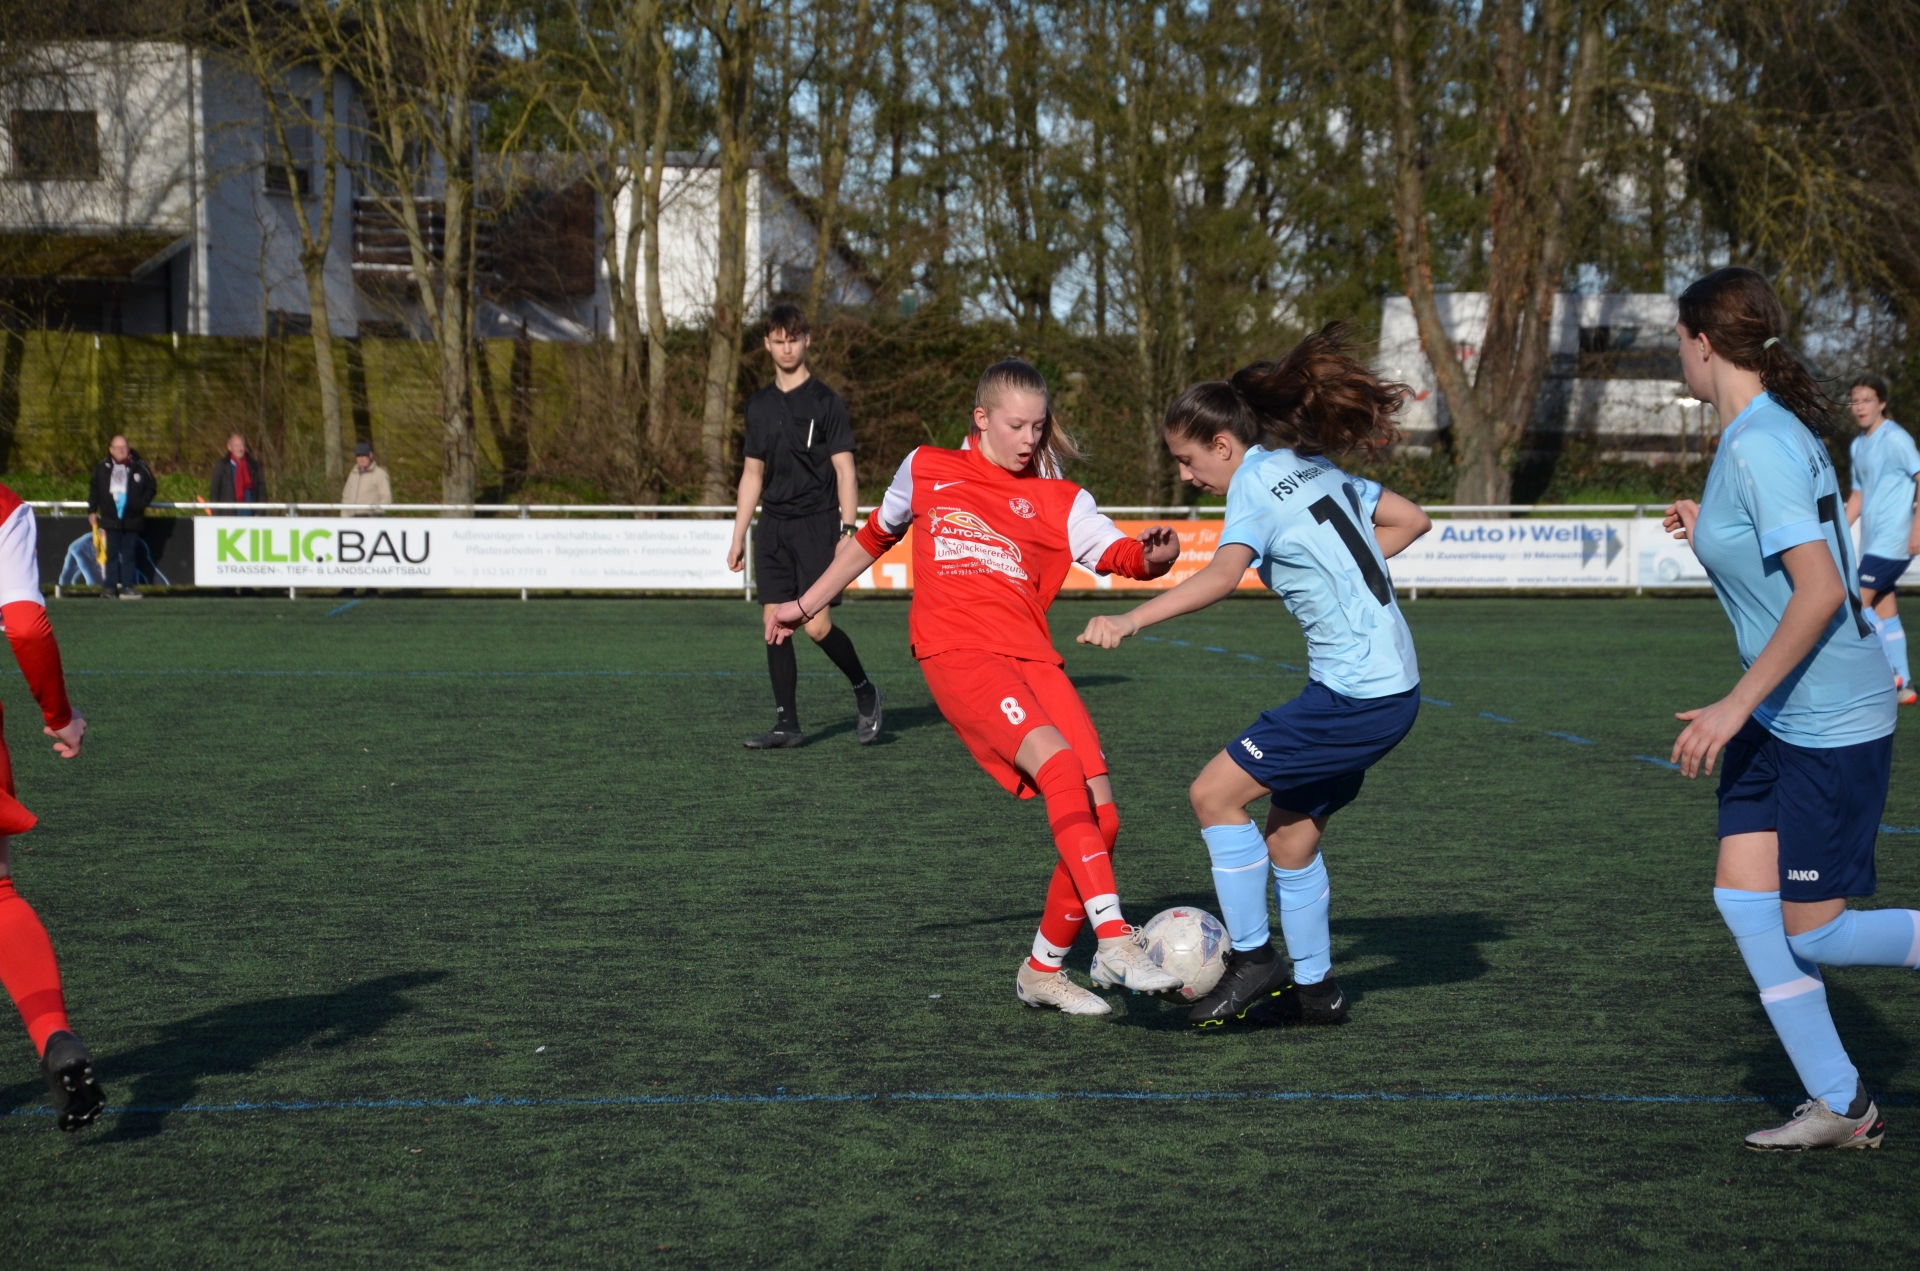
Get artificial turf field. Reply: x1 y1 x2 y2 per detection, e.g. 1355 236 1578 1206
4 594 1920 1268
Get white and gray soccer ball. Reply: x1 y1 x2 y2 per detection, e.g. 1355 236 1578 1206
1138 907 1227 1001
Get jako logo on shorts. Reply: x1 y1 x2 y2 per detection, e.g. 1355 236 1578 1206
1787 869 1821 882
1239 737 1264 760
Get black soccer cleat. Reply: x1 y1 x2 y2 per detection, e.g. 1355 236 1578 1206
744 726 806 750
1275 974 1350 1026
1187 943 1293 1027
40 1030 105 1132
855 684 884 745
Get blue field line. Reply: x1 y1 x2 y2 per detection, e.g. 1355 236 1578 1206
1545 731 1595 746
1239 653 1260 661
1479 712 1514 724
8 1087 1858 1120
323 599 361 618
1634 755 1682 771
1881 825 1920 835
60 669 645 679
1203 646 1227 653
1420 696 1452 707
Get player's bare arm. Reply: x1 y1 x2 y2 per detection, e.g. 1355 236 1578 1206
1671 538 1843 779
726 458 766 573
1908 474 1920 556
832 451 858 528
1846 488 1862 526
766 534 879 644
1078 543 1257 649
1370 490 1432 559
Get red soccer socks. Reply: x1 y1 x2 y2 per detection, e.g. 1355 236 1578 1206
1028 800 1124 972
1034 751 1127 940
0 878 69 1055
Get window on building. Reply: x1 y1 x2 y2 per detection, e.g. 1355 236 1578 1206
264 95 316 196
1577 325 1681 380
9 110 100 180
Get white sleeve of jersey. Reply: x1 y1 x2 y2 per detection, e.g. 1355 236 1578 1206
0 503 43 608
874 450 918 536
1067 488 1128 570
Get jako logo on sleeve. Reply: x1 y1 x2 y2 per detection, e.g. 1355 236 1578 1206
1787 869 1821 882
1239 737 1265 761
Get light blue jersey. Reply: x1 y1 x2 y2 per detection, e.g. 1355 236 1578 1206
1220 445 1418 699
1693 393 1895 748
1849 419 1920 561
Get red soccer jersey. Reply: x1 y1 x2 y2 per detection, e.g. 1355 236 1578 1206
854 443 1150 664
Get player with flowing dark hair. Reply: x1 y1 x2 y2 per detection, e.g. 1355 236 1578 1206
1662 266 1919 1151
1079 321 1431 1027
768 359 1187 1013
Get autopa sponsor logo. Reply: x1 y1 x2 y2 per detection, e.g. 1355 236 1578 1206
926 506 1027 580
215 527 430 565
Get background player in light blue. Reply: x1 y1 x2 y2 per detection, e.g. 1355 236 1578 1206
1663 267 1918 1152
1845 372 1920 703
1079 323 1430 1028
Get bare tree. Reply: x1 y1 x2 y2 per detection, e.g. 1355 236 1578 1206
228 0 353 487
346 0 532 509
1384 0 1605 508
804 0 875 316
693 0 763 505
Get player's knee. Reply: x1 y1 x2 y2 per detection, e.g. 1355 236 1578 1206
1787 912 1853 964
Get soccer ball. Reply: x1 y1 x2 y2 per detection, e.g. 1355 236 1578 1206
1138 906 1227 1001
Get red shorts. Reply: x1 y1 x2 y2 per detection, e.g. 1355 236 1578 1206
919 649 1106 798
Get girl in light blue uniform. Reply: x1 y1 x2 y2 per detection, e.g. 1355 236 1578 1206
1664 267 1920 1151
1845 372 1920 699
1079 322 1432 1027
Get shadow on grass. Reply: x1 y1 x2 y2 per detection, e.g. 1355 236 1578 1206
0 972 444 1140
1109 907 1509 1032
1724 979 1916 1105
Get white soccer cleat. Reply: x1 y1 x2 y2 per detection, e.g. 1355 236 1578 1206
1014 964 1113 1016
1088 928 1185 993
1744 1088 1885 1152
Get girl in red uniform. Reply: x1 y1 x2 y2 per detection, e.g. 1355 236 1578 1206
768 360 1183 1013
0 485 100 1129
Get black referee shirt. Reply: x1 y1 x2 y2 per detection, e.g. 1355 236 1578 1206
742 375 853 518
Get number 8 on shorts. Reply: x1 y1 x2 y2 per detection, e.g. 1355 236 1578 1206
1000 696 1027 725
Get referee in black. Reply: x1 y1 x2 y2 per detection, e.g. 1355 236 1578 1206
727 304 882 749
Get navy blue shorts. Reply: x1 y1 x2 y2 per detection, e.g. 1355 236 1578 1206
1859 553 1910 597
1227 682 1420 820
1716 719 1892 902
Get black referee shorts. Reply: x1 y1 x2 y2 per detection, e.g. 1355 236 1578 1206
754 510 843 606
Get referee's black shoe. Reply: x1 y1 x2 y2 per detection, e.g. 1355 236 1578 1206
744 723 806 749
1187 942 1292 1027
855 683 884 745
40 1030 105 1132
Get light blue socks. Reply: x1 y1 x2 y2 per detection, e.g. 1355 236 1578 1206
1883 614 1911 687
1715 888 1857 1109
1789 908 1920 968
1274 855 1333 986
1201 822 1272 951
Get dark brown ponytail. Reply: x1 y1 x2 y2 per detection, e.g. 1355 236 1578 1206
1676 267 1840 437
1162 322 1409 458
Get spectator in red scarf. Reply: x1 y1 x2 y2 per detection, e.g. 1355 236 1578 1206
209 434 265 515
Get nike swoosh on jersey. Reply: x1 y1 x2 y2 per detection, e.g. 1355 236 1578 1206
1080 852 1108 863
933 480 965 490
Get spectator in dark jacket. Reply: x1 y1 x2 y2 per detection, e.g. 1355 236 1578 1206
209 434 265 514
87 435 156 600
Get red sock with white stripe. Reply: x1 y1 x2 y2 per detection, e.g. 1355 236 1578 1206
1026 801 1123 972
0 877 69 1056
1033 751 1127 940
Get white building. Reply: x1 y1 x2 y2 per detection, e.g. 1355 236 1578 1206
609 153 874 332
1377 293 1709 462
1 40 868 341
